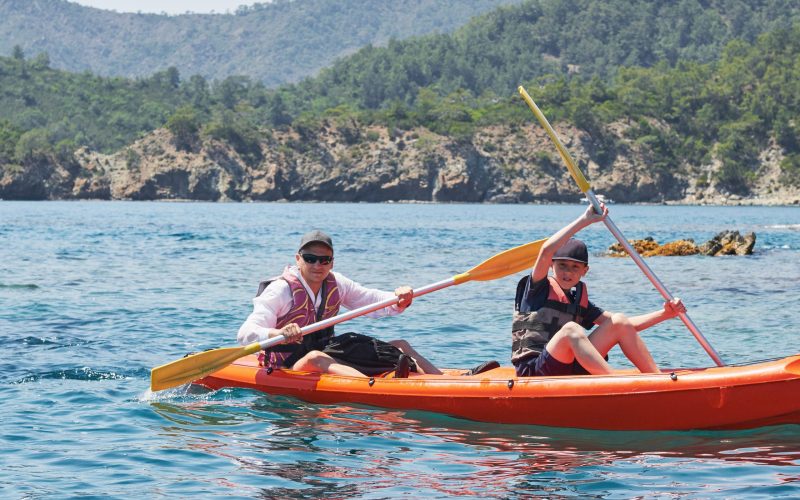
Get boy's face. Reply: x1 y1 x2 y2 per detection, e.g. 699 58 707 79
551 259 588 289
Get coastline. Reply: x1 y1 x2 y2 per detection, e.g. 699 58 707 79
2 124 799 206
2 197 798 206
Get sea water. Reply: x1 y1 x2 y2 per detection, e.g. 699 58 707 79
1 201 798 498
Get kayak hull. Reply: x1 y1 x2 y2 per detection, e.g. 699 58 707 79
196 354 800 431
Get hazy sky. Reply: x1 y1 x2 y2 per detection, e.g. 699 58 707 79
68 1 264 15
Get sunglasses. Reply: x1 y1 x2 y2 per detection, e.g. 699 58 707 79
300 253 333 265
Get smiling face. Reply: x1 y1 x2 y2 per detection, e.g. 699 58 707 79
296 242 334 292
550 259 589 290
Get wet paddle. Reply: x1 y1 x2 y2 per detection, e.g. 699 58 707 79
517 86 724 367
150 238 546 391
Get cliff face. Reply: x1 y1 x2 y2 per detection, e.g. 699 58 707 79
2 121 798 204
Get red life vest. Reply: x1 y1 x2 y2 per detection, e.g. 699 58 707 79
260 267 342 369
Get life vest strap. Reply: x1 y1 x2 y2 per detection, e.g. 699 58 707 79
542 299 589 319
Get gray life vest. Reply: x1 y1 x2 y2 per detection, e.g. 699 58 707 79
511 276 590 364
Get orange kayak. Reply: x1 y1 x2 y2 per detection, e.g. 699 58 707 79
195 353 800 431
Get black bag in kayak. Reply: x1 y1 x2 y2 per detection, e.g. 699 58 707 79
322 332 417 376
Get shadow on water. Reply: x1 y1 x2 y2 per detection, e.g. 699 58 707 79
148 390 800 497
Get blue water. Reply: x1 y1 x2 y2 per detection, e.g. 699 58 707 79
1 201 799 498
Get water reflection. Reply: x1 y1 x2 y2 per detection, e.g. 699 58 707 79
150 393 800 497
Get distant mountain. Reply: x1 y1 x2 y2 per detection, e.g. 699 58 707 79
0 0 523 86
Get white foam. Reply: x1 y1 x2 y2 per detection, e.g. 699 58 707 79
138 383 196 402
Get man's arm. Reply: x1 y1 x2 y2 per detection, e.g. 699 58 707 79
237 281 291 345
336 272 409 317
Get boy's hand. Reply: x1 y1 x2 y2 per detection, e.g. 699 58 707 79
580 202 608 226
664 298 686 318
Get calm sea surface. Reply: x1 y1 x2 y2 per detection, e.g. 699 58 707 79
1 201 799 498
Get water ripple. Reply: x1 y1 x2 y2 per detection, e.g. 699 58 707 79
0 282 39 289
11 366 148 384
2 202 800 498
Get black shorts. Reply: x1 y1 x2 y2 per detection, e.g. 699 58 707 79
322 332 417 376
514 348 591 377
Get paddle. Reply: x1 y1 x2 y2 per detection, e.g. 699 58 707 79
150 238 546 391
517 86 725 367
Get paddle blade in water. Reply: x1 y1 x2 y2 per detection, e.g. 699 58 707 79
455 239 545 283
150 344 258 391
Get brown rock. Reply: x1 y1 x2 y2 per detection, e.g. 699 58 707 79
647 240 699 256
608 237 661 257
698 230 756 256
609 232 754 257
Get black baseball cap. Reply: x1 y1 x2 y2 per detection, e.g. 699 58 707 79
553 239 588 264
298 230 333 252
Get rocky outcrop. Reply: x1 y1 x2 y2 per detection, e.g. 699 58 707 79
608 231 756 257
697 230 756 256
2 120 799 204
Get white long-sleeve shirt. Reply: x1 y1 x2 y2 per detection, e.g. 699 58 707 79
237 267 403 345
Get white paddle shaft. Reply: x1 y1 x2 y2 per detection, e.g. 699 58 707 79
584 190 725 366
257 277 457 350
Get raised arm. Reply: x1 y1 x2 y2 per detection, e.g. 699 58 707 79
531 203 608 282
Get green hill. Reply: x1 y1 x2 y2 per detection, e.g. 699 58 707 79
4 0 798 153
0 0 523 86
293 0 800 113
2 0 799 199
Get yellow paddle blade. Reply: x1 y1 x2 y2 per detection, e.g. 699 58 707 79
150 342 260 392
518 86 592 193
454 239 545 284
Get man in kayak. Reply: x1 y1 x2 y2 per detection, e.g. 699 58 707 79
238 230 443 378
512 204 686 376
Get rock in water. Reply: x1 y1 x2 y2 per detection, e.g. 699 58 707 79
608 237 699 257
650 240 700 256
698 230 756 256
608 237 661 256
607 231 755 257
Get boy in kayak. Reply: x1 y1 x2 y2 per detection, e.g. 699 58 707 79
512 204 686 376
238 230 444 378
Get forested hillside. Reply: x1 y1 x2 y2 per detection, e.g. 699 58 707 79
0 0 523 85
1 0 799 201
292 0 800 113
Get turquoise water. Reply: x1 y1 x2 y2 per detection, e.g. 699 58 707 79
1 201 799 498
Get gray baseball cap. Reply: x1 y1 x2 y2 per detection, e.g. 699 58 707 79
298 230 333 252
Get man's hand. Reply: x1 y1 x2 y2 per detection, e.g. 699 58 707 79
278 323 303 343
395 286 413 309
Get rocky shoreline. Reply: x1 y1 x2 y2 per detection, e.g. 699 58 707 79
607 231 756 257
2 122 799 205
